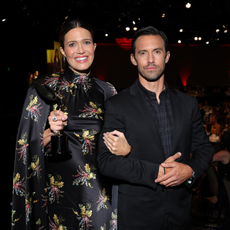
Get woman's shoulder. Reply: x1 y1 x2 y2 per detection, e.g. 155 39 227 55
92 77 117 100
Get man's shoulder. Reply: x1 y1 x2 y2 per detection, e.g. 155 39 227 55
106 86 131 102
169 87 197 103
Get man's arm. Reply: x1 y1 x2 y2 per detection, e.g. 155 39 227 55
97 99 160 190
155 98 214 187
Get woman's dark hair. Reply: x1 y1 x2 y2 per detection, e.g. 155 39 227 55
131 26 168 56
59 19 95 48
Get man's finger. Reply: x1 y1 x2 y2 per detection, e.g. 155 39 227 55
161 162 177 168
155 170 174 183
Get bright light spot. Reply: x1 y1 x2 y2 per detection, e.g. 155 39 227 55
178 40 181 43
126 27 130 31
179 29 183 32
185 3 191 8
65 16 68 20
206 41 209 44
216 29 220 33
162 13 165 18
105 33 108 37
2 19 6 22
198 37 202 40
224 30 228 33
194 37 198 41
133 27 137 31
132 21 135 25
138 18 140 20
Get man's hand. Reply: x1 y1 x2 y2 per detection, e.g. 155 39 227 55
157 152 181 178
103 130 131 157
155 161 193 187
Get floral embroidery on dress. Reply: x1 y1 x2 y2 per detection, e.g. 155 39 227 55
36 218 44 230
79 102 104 120
11 210 21 227
107 82 117 96
45 174 64 204
59 77 77 95
97 188 109 212
73 73 91 93
100 223 107 230
13 173 25 196
75 129 97 155
43 74 60 90
110 209 117 230
25 192 38 224
73 203 92 230
26 95 42 122
27 155 42 180
49 214 67 230
16 133 29 164
73 164 96 188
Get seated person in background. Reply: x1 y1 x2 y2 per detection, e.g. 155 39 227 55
199 150 230 207
211 115 222 137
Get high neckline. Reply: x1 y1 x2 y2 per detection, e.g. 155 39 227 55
64 65 91 83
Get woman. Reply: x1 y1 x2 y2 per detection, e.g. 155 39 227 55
53 48 61 73
12 19 129 230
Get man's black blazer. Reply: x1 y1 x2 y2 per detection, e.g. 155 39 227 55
98 80 214 230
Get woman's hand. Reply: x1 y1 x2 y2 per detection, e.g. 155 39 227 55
48 110 68 134
103 130 131 157
43 110 68 147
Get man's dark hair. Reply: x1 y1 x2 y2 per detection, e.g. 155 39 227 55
131 26 169 56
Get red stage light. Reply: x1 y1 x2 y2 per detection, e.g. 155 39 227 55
115 37 132 51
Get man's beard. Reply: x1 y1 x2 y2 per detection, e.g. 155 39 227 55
138 64 165 82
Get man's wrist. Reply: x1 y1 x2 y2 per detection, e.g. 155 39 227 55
187 169 195 184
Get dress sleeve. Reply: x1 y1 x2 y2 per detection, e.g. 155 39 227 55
93 78 117 100
12 82 50 229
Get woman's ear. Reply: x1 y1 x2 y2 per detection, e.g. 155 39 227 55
93 43 97 51
60 47 66 57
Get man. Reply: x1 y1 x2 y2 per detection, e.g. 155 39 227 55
97 26 214 230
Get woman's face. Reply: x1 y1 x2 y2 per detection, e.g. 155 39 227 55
60 27 96 74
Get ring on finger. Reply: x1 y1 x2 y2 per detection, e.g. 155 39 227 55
52 116 57 122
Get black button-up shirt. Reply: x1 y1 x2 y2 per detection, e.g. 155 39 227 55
137 80 174 159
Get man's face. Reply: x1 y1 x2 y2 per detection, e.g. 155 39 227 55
131 35 170 82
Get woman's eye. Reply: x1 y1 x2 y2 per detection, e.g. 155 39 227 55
84 41 91 45
69 43 75 47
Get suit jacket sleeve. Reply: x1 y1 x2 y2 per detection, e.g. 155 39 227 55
188 98 214 183
98 98 160 190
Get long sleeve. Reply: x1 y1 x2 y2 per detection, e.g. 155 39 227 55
12 82 50 229
97 99 160 190
188 98 214 182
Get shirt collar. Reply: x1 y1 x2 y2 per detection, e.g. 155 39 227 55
137 79 169 101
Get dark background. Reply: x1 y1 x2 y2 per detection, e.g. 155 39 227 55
1 0 230 229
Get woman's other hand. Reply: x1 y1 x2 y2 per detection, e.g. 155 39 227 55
103 130 131 157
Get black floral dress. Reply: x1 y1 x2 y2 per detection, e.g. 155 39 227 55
12 66 117 230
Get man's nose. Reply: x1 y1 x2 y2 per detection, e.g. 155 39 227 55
148 53 155 63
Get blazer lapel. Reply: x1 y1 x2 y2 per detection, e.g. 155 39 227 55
129 81 164 155
168 87 184 155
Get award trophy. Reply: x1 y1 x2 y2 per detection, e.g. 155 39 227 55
35 82 72 162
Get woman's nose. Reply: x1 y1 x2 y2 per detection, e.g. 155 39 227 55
77 44 85 54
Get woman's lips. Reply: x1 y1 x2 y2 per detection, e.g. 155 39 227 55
74 56 88 63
